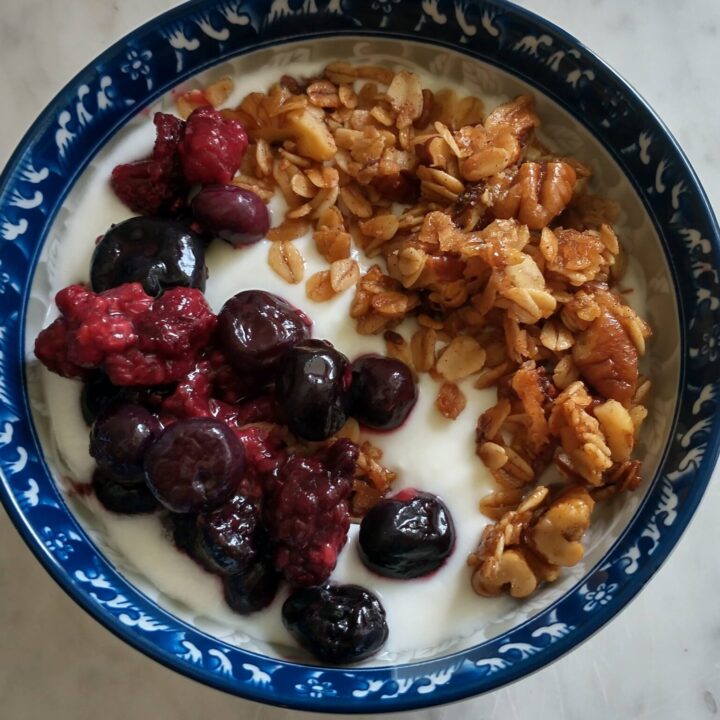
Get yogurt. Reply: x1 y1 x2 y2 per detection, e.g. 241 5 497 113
33 55 651 663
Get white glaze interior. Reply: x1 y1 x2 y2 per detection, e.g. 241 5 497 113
24 37 679 665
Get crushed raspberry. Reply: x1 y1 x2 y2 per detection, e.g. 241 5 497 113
34 283 216 386
179 107 248 185
207 348 257 404
110 112 186 215
265 439 358 587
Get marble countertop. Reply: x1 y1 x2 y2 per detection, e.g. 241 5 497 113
1 1 719 718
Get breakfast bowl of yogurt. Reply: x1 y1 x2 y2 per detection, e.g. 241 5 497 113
2 0 719 712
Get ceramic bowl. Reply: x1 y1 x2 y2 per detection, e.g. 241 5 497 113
1 0 719 712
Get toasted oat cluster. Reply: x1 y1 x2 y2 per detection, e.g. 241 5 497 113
184 61 652 599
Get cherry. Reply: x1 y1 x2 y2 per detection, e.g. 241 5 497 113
90 216 206 297
89 403 161 483
223 558 281 614
93 469 159 515
144 418 245 513
278 339 351 441
350 355 417 430
215 290 311 375
358 490 455 579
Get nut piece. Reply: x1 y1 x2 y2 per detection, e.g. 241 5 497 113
572 308 639 404
268 241 304 284
472 548 538 598
527 486 594 567
593 399 635 462
435 382 467 420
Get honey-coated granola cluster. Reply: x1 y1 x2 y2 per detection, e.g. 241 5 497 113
178 62 652 599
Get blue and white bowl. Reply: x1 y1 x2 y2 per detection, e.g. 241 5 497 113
1 0 719 712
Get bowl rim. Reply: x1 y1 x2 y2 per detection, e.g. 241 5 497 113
1 0 719 712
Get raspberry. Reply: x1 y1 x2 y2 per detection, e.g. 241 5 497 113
179 107 248 185
234 424 287 480
206 348 257 404
110 112 186 215
34 283 216 386
264 439 358 587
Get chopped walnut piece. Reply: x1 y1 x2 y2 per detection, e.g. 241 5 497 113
472 548 538 598
572 308 638 404
492 161 577 230
527 486 594 567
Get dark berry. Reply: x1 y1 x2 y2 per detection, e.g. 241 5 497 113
90 216 206 296
216 290 311 375
110 112 186 216
179 107 248 185
89 403 160 483
264 440 358 587
350 355 417 430
35 283 216 386
278 339 351 441
193 494 261 575
358 490 455 579
223 558 281 614
81 372 128 424
282 584 388 664
81 372 173 425
144 418 245 513
93 469 159 514
191 184 269 247
167 512 198 554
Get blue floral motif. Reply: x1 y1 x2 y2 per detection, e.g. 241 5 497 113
295 676 338 698
0 0 719 713
120 48 153 81
582 582 619 612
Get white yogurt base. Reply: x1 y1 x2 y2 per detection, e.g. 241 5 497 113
35 55 653 661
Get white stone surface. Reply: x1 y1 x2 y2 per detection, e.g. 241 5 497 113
1 1 719 718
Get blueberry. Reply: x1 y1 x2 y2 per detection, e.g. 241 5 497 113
144 418 245 513
282 584 388 664
90 216 206 296
358 490 455 579
350 355 417 430
89 403 161 483
223 557 281 614
93 469 159 515
193 494 262 575
81 373 173 425
216 290 311 374
278 339 351 441
166 512 198 555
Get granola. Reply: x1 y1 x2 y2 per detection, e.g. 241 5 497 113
191 62 652 600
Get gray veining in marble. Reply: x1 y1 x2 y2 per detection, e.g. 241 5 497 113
1 1 720 719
